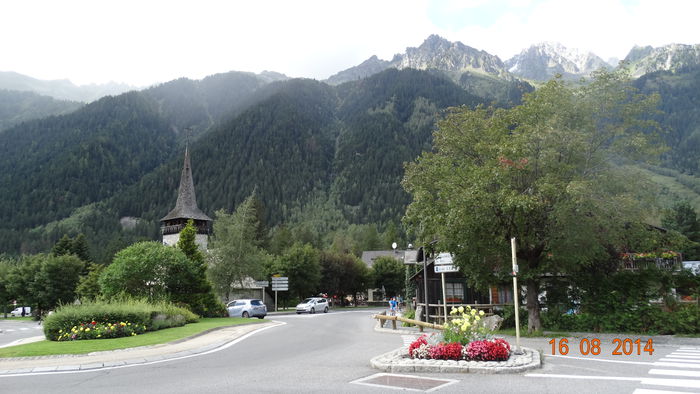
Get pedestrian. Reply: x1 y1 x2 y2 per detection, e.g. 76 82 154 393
21 307 25 317
389 297 397 316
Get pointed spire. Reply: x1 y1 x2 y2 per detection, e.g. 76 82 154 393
161 147 212 222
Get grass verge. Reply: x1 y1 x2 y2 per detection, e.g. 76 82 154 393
0 317 261 358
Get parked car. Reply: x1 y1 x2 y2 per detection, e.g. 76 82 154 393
226 299 266 319
10 306 31 317
296 297 329 314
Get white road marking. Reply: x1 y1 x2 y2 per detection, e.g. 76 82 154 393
545 354 654 365
653 362 700 369
633 389 696 394
665 354 700 359
526 374 700 389
648 369 700 378
0 321 286 378
658 358 700 363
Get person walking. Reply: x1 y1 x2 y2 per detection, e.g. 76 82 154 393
389 297 398 316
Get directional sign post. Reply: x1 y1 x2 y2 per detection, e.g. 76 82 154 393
271 276 288 311
434 253 456 321
255 281 269 304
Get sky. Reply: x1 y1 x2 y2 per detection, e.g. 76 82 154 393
2 0 699 87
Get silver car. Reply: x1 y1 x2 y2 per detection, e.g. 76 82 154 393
227 299 267 319
295 297 330 314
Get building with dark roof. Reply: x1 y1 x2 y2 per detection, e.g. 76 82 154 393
160 147 212 249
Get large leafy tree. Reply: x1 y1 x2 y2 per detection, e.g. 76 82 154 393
207 195 266 301
371 256 405 298
319 251 370 304
276 243 321 301
403 70 664 332
99 241 200 305
6 254 83 315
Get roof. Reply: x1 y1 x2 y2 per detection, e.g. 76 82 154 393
161 147 212 222
360 250 407 268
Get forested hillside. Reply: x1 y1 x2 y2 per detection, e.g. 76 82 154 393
635 66 700 174
0 90 82 131
3 65 700 262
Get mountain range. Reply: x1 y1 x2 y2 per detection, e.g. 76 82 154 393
2 35 700 262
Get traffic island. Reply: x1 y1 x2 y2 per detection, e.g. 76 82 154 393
370 346 541 374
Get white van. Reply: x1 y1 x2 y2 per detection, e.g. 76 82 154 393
10 306 31 317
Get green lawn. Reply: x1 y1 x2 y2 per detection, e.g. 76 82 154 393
0 317 262 358
0 317 34 321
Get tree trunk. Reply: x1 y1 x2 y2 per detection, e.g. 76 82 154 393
526 279 541 333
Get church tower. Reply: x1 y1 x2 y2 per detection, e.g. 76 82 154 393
161 147 212 249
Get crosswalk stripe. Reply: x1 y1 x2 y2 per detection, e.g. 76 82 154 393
634 389 696 394
659 358 700 363
641 378 700 389
674 350 700 354
648 369 700 378
654 362 700 369
666 354 700 359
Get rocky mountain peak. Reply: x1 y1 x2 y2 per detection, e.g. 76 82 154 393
624 43 700 77
505 42 610 81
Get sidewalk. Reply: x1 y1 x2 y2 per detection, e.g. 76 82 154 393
0 321 281 376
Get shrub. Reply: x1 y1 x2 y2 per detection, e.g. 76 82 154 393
43 299 198 341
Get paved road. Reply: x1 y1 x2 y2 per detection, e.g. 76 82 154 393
1 310 699 393
0 319 43 348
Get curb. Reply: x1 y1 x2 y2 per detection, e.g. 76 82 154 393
370 346 542 374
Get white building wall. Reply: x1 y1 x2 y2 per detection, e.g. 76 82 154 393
162 233 208 250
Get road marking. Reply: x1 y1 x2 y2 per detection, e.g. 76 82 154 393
525 373 640 381
526 374 700 389
0 321 286 378
546 354 654 365
641 378 700 389
653 362 700 369
633 389 696 394
665 354 700 359
648 369 700 378
659 358 700 363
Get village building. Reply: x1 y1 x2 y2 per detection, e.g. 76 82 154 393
160 147 212 249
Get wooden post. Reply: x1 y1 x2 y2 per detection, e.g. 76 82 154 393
511 237 521 353
441 272 448 323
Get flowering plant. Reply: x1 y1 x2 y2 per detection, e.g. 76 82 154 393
443 306 489 345
56 320 147 341
464 339 511 361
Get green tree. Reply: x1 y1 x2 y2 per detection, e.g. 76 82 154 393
177 220 224 316
276 243 321 301
207 195 266 301
371 256 405 298
99 241 200 306
403 69 664 332
75 263 103 301
662 201 700 260
7 254 83 316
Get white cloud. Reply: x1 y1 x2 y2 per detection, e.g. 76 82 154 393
0 0 698 86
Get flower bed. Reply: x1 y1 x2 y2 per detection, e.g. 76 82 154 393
55 320 146 341
408 335 511 362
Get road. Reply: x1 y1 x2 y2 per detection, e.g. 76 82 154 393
0 319 43 348
1 309 699 393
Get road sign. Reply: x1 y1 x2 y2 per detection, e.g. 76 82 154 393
434 252 454 265
255 280 269 287
434 264 459 273
271 276 288 291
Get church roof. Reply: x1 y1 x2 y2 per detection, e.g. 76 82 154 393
161 147 212 222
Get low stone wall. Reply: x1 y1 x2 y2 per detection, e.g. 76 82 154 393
370 346 541 374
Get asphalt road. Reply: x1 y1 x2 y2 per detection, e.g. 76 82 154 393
1 310 699 393
0 319 43 348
